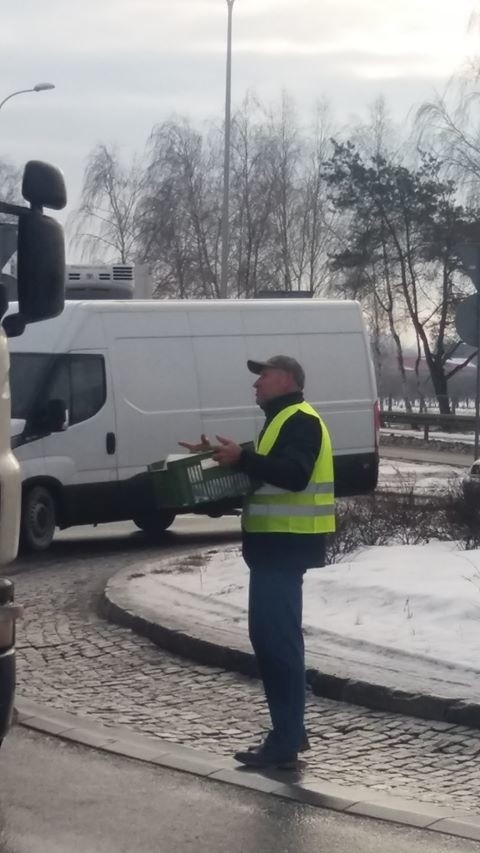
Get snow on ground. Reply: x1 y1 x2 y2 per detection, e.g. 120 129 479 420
140 541 480 673
125 456 480 677
378 458 463 494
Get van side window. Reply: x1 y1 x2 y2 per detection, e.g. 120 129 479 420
69 356 106 425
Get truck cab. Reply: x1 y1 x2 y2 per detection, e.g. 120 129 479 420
0 160 66 746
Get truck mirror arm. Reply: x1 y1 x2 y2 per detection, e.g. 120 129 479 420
0 202 35 218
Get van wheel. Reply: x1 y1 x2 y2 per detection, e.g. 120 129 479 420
133 511 175 536
21 485 57 552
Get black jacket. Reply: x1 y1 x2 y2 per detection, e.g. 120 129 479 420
236 392 329 571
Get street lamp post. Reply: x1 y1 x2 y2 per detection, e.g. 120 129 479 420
220 0 235 299
0 82 55 112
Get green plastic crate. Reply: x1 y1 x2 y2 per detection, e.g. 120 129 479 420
149 443 254 510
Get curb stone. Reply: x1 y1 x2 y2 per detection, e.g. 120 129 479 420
306 671 480 728
14 698 480 843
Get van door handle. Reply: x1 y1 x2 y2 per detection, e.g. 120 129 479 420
106 432 116 455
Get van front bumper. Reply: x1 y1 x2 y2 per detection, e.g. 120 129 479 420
0 647 15 741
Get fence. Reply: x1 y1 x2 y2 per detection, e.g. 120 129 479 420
380 410 477 441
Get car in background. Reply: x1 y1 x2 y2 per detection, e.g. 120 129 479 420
462 459 480 503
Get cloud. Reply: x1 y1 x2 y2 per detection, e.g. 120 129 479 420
1 0 475 62
0 0 476 223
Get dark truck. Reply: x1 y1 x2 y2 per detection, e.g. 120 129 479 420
0 160 66 746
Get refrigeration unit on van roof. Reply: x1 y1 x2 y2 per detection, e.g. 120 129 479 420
65 264 134 299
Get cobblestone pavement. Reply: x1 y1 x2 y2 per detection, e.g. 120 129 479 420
11 521 480 816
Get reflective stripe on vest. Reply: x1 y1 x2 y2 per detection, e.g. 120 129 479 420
242 402 336 535
254 482 334 496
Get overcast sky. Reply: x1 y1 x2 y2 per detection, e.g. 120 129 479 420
0 0 477 251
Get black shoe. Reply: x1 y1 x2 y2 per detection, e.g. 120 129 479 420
234 746 299 770
248 734 310 754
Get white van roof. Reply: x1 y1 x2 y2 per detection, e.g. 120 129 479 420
8 298 364 354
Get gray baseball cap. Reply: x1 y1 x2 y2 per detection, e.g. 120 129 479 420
247 355 305 389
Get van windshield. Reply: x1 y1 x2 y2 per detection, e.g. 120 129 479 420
10 353 56 420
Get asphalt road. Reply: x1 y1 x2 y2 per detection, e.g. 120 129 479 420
9 514 241 577
0 728 478 853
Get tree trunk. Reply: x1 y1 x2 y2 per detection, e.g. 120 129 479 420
391 330 412 412
429 366 451 415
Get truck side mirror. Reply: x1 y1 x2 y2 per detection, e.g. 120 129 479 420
17 211 65 323
22 161 67 211
0 160 67 329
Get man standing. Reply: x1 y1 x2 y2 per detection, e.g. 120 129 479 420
181 356 335 769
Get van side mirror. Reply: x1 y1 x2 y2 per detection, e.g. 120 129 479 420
32 399 68 433
2 314 25 338
22 161 67 211
46 399 68 432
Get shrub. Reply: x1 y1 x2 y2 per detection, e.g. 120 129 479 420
326 484 467 563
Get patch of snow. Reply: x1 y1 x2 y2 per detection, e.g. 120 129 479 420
378 459 462 493
128 542 480 673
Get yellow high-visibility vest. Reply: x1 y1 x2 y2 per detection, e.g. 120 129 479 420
242 402 335 534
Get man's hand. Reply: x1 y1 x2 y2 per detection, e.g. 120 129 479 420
212 435 242 466
178 434 212 453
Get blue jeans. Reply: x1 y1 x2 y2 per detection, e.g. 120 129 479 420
248 563 306 755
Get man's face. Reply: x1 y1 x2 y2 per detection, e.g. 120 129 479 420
253 368 296 407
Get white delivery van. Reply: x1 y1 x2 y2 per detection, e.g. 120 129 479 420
8 298 379 550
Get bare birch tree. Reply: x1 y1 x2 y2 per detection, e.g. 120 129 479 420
70 144 144 263
138 118 221 298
